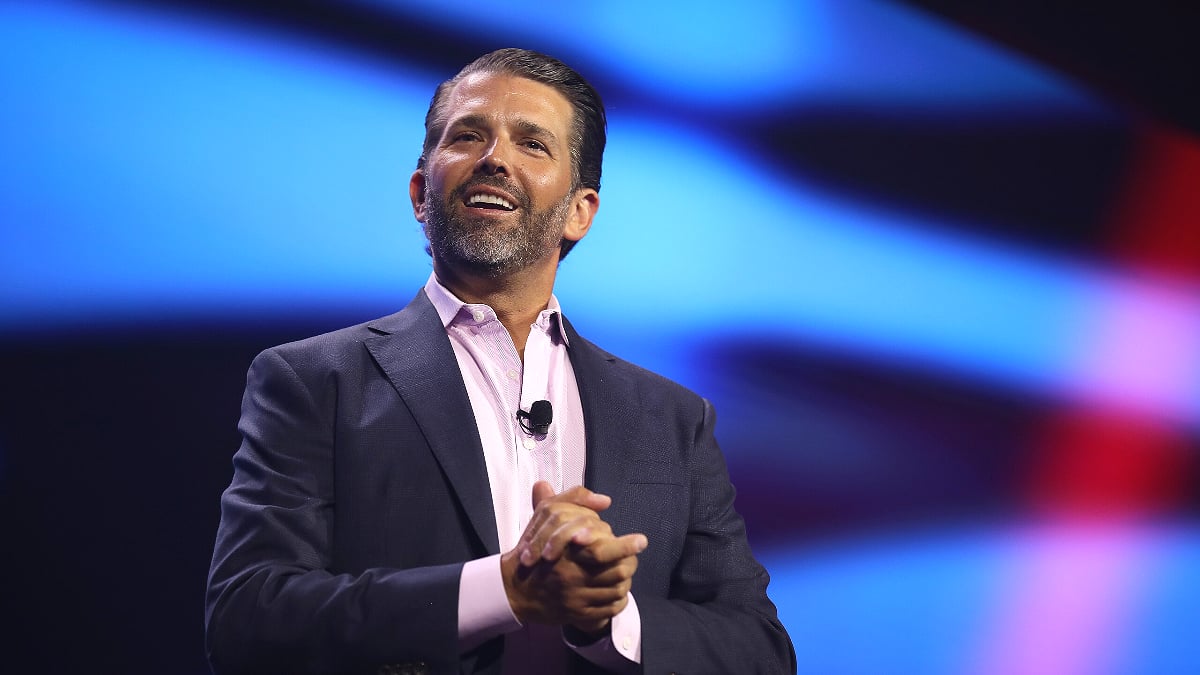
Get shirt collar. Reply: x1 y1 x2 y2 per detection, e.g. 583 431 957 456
423 272 570 346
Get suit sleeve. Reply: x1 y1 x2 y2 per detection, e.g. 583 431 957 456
637 398 797 675
205 347 461 674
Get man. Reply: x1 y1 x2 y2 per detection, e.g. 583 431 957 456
206 48 795 674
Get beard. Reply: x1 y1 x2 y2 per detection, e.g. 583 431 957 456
423 176 573 278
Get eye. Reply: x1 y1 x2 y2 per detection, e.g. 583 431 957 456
451 130 482 143
522 139 548 153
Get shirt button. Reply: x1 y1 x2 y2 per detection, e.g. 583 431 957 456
506 369 518 381
522 438 535 450
621 635 632 651
471 310 485 323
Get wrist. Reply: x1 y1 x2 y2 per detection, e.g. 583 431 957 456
500 549 531 625
563 620 610 646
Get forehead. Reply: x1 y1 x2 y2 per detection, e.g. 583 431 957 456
440 72 573 138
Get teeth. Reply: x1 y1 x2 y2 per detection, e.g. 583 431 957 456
467 193 515 210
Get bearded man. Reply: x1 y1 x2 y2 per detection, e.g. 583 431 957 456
206 48 795 675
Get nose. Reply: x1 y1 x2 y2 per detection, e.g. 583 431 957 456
476 138 510 176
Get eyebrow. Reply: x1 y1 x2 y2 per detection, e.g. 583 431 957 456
512 119 557 144
447 114 560 147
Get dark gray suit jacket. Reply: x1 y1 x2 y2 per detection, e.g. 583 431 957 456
205 290 794 674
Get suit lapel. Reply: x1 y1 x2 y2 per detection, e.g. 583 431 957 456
364 290 500 555
563 319 641 531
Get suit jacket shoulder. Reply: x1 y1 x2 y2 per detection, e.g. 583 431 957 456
208 289 498 674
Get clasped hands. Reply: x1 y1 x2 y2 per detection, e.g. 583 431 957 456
501 481 648 637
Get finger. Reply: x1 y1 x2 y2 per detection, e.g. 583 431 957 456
539 513 604 563
572 533 647 566
531 480 556 509
541 510 615 561
580 558 638 588
552 485 612 513
519 505 601 566
518 485 609 564
569 583 630 608
519 492 573 564
521 486 606 551
566 593 630 626
570 527 598 547
532 482 605 511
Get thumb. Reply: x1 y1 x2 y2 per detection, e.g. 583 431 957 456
531 480 556 509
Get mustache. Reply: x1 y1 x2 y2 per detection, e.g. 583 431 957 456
450 177 528 209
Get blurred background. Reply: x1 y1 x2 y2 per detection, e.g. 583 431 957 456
2 1 1198 672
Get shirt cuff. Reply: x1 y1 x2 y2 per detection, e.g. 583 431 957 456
458 554 522 651
565 592 642 670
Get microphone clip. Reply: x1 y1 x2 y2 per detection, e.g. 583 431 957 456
517 400 553 436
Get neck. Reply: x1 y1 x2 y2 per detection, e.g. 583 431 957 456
433 257 559 360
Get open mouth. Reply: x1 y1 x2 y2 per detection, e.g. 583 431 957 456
465 193 516 211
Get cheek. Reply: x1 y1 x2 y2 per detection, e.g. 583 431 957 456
429 153 474 185
426 167 463 200
521 167 572 198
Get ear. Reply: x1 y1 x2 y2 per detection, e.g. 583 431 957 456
409 169 427 223
562 188 599 243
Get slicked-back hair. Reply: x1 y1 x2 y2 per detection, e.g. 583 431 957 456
418 49 607 259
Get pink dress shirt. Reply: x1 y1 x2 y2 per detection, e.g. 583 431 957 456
423 275 641 672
